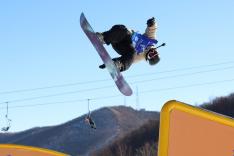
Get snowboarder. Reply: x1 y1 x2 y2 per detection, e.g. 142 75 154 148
96 17 164 72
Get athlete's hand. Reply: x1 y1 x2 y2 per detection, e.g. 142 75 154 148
147 17 155 27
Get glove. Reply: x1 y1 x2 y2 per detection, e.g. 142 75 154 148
147 17 155 27
99 64 106 69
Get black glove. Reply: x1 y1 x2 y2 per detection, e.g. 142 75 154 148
99 64 106 69
147 17 155 27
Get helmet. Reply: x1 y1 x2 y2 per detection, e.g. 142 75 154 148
146 48 160 65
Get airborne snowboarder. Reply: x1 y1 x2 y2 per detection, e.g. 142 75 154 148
96 17 165 72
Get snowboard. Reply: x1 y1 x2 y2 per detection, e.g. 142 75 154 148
80 13 132 96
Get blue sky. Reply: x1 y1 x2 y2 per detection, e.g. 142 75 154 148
0 0 234 132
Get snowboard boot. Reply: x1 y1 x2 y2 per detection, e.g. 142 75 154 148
96 32 105 44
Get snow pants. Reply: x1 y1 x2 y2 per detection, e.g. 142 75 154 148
102 25 135 56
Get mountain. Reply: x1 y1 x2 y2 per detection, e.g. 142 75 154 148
91 119 160 156
0 106 159 156
201 93 234 117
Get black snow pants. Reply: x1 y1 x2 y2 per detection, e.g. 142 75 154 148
102 25 135 71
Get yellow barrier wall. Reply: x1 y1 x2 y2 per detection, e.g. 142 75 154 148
158 100 234 156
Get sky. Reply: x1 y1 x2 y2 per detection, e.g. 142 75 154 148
0 0 234 132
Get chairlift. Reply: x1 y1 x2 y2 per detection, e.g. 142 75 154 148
85 99 96 129
1 102 11 132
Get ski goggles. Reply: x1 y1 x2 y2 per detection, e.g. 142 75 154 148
147 48 158 60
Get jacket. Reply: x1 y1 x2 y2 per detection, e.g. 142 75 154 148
113 23 157 72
